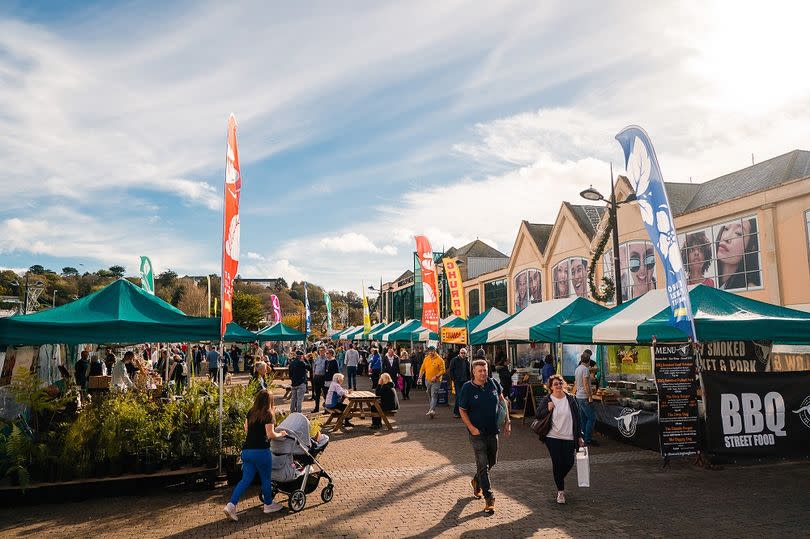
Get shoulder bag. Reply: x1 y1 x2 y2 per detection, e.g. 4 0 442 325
531 400 553 440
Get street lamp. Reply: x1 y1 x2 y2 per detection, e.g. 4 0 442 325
368 278 384 323
580 168 637 305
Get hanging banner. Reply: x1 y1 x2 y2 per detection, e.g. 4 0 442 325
441 327 467 344
415 235 440 333
653 343 700 458
270 294 282 324
615 126 696 342
442 257 466 318
139 256 154 294
362 284 371 335
696 340 772 373
324 292 333 332
702 371 810 456
221 113 242 338
303 282 311 335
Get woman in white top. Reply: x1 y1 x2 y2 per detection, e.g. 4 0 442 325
534 374 584 504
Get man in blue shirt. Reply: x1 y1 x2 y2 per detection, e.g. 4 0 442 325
458 359 511 514
206 345 221 379
368 347 382 389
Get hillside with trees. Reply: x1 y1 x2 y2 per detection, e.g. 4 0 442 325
0 266 373 338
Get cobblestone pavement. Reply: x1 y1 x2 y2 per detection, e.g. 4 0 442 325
1 375 808 538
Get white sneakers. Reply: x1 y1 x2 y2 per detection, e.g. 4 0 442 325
427 410 435 419
556 491 566 504
223 502 238 521
263 502 283 513
224 501 283 521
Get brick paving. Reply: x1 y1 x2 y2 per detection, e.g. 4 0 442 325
0 374 808 538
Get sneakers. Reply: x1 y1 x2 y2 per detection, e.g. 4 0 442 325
427 410 435 419
263 502 283 514
453 414 461 419
223 502 238 521
470 478 482 499
556 491 566 504
484 497 495 513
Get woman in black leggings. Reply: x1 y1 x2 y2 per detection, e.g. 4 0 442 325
535 374 584 504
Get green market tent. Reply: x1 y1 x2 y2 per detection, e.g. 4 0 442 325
471 297 606 345
443 308 509 335
351 323 385 341
365 321 400 341
223 322 260 342
558 284 810 344
330 326 359 341
255 322 306 342
0 279 252 345
381 319 421 342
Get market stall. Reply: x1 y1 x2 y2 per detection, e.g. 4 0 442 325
255 322 306 342
557 284 810 456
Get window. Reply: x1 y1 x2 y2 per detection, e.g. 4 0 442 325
676 215 761 292
468 289 480 317
514 268 542 311
603 241 657 302
484 279 508 313
552 257 590 299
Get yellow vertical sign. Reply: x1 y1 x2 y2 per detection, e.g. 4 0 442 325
362 282 371 334
442 257 467 319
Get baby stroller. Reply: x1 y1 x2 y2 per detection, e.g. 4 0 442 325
265 412 334 512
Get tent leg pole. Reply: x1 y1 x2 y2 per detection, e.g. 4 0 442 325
218 339 224 476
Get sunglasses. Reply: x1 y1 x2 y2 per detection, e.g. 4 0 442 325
629 254 655 273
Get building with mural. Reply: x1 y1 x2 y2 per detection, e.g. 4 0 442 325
380 149 810 325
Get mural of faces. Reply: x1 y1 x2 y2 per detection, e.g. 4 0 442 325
514 268 542 312
603 241 657 302
552 258 589 299
677 216 761 291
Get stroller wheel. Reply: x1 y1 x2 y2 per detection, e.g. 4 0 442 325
289 489 306 512
320 484 334 503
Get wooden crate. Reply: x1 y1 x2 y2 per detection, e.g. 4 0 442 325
88 375 111 389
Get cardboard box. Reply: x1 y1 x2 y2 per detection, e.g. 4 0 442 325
88 375 111 389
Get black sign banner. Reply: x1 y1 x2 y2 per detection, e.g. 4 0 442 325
702 371 810 456
654 344 700 457
594 403 659 452
696 340 772 373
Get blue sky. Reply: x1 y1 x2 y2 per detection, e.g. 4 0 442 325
1 1 809 294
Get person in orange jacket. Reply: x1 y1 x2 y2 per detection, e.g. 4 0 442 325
419 345 446 419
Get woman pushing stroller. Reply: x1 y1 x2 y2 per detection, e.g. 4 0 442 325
224 389 288 521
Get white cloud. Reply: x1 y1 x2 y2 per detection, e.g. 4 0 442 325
241 258 308 284
319 233 397 256
246 252 265 261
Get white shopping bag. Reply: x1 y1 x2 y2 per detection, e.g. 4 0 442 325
576 447 590 487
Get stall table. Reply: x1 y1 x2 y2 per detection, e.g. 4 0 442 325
271 366 289 380
324 391 393 432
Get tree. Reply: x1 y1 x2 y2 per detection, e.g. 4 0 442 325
232 290 265 330
108 265 125 278
61 267 79 277
156 270 178 289
28 265 45 275
177 279 208 316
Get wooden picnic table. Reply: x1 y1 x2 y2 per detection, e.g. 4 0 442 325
270 366 289 380
323 390 393 432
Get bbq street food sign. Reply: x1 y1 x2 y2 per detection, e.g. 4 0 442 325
702 371 810 456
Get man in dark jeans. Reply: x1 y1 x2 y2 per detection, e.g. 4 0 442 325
447 348 471 418
74 350 90 389
311 346 328 413
458 359 511 514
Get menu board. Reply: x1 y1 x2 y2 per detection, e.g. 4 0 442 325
653 344 700 458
